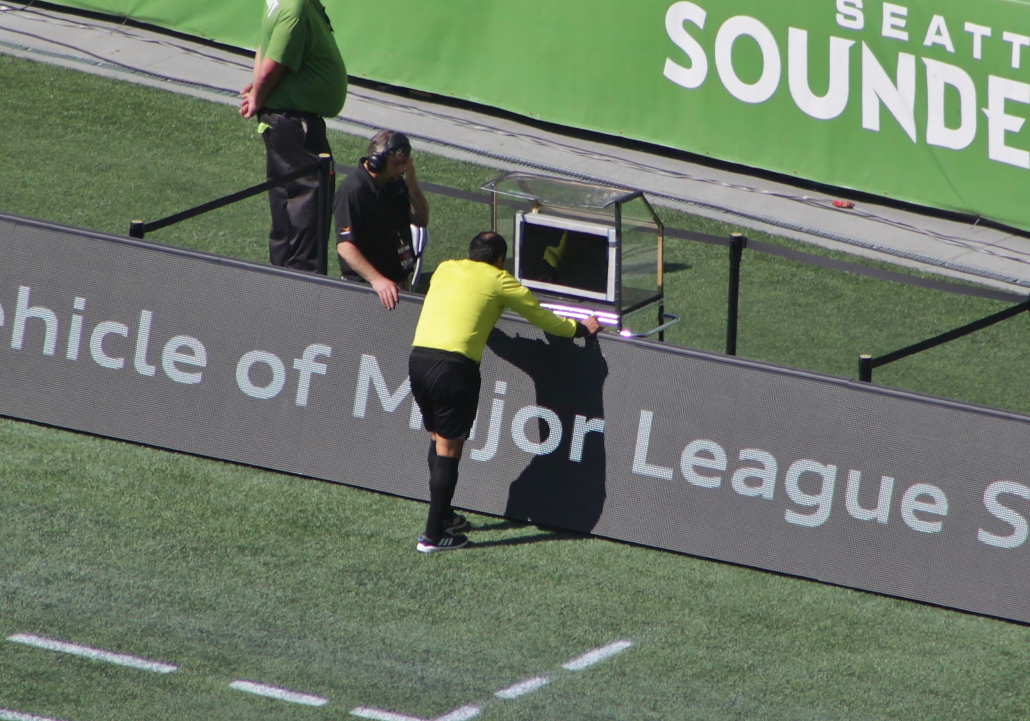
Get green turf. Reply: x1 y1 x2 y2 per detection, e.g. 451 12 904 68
4 52 1030 721
3 415 1030 721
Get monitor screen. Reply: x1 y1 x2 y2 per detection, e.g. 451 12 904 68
514 213 615 302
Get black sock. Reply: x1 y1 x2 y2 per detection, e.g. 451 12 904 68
427 441 456 522
424 456 460 542
427 440 438 474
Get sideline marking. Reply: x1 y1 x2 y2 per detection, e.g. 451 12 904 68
350 706 480 721
0 709 69 721
494 675 550 699
7 633 177 674
229 680 327 707
435 706 480 721
352 640 632 720
351 708 424 721
562 640 634 671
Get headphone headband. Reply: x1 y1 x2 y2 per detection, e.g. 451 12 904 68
367 132 412 172
384 131 411 156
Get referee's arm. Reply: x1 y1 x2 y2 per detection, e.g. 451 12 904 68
499 274 600 336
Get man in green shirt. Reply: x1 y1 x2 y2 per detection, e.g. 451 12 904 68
409 231 600 552
240 0 347 274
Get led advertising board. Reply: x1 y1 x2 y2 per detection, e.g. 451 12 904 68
2 213 1029 623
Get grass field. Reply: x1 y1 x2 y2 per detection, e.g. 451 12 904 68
2 54 1030 720
5 417 1030 721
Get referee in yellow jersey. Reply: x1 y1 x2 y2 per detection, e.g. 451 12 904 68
409 231 601 552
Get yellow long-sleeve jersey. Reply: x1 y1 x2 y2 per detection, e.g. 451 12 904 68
412 259 578 362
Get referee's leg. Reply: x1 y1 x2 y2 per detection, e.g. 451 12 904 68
409 348 480 552
423 434 464 542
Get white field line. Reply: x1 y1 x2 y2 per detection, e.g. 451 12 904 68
0 709 69 721
229 680 327 707
349 704 481 721
494 675 550 699
354 641 632 720
7 633 177 673
350 708 425 721
433 706 480 721
562 640 634 671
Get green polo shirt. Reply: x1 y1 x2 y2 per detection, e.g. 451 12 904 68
260 0 347 118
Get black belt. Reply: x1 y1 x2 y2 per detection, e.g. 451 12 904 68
259 108 321 121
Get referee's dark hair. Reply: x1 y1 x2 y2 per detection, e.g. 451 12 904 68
468 231 507 265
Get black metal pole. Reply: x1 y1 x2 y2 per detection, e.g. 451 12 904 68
316 153 332 276
658 302 666 343
129 220 145 239
859 354 872 383
726 233 747 356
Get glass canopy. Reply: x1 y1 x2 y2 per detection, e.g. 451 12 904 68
481 171 661 228
482 171 665 304
482 172 638 209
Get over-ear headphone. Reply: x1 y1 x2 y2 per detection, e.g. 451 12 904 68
366 132 411 173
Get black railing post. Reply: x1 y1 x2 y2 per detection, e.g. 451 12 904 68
129 220 145 239
316 153 332 276
726 232 747 356
859 354 873 383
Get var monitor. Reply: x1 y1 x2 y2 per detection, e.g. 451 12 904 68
513 212 617 303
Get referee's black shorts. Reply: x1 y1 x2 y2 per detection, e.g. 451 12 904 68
408 346 482 441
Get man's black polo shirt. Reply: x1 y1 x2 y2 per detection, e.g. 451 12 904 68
333 160 414 283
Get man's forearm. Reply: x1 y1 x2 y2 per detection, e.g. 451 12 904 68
339 240 401 309
239 48 264 118
338 241 386 282
403 163 430 226
409 184 430 227
252 56 285 111
251 47 263 86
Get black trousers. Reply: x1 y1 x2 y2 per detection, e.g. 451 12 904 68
260 110 334 274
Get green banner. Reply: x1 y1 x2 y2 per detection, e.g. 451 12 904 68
46 0 1030 231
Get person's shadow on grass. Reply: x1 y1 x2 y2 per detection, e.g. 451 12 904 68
486 327 608 535
467 519 588 549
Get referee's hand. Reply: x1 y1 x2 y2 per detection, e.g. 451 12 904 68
581 316 601 335
371 277 400 310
